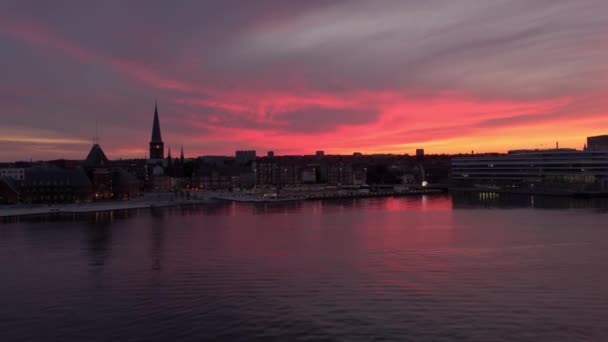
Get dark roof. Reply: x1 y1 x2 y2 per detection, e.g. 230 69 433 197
151 104 163 143
83 144 109 169
24 166 92 187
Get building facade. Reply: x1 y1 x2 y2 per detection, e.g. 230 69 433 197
235 150 256 164
587 135 608 151
451 149 608 193
21 166 93 204
0 168 25 181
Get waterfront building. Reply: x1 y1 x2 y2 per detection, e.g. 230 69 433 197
83 143 141 199
451 149 608 193
353 168 368 186
587 135 608 151
327 164 354 185
0 168 25 181
83 143 112 199
21 166 93 203
301 166 317 184
195 156 237 190
111 170 141 200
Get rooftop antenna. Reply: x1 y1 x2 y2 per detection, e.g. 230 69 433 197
93 117 100 145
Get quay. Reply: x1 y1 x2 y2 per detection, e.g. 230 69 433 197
209 188 446 203
0 192 213 218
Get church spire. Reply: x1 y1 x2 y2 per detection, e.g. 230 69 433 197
149 102 165 159
151 102 162 143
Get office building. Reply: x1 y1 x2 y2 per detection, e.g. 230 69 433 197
451 149 608 192
587 135 608 151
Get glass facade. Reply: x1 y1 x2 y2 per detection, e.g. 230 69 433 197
451 149 608 191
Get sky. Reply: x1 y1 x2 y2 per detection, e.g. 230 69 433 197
1 0 607 161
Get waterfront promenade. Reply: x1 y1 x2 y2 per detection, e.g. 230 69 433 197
210 188 445 203
0 188 446 217
0 192 212 218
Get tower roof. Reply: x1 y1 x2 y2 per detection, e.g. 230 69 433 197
151 103 163 143
83 144 109 168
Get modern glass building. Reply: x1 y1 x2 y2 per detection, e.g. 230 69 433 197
451 149 608 193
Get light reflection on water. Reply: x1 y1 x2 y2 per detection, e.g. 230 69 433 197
1 194 607 341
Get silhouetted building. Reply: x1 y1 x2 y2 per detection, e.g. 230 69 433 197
149 103 164 160
301 166 317 184
316 150 325 157
235 150 256 164
416 149 425 158
83 144 112 199
267 151 275 158
451 149 608 193
83 144 109 169
83 143 141 199
327 164 353 185
21 166 93 203
195 156 236 190
112 170 140 199
587 135 608 151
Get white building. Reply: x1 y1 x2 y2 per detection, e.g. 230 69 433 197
0 168 25 181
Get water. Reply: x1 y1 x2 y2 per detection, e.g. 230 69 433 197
1 194 608 341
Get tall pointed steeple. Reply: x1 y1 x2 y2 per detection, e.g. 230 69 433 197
149 102 165 160
151 102 163 143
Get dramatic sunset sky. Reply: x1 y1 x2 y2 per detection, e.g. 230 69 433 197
1 0 607 161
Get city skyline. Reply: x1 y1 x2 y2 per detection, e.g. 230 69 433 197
2 1 608 162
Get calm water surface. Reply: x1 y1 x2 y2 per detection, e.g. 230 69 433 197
1 194 608 341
